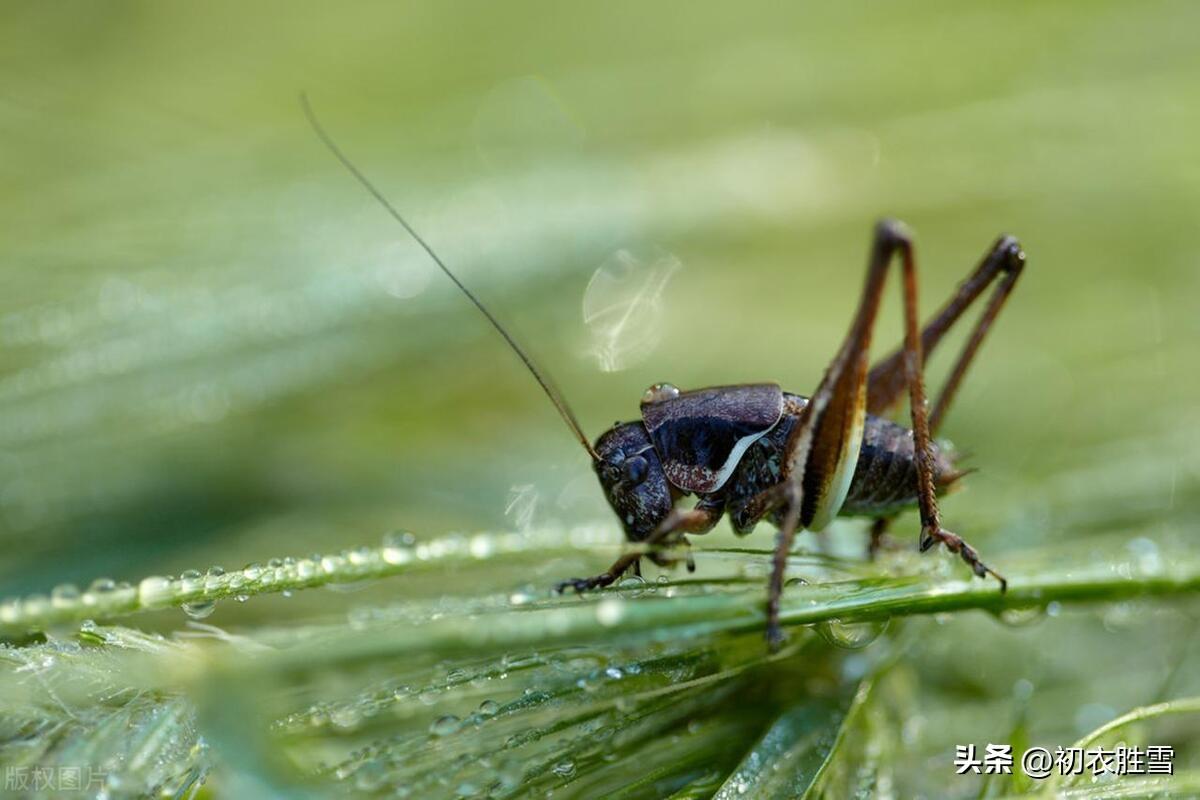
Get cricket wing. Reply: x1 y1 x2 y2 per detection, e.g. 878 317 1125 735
642 383 784 493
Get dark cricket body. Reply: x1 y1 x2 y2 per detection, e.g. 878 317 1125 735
595 386 963 545
303 97 1026 650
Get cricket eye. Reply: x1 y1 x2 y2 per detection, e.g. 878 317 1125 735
622 456 649 486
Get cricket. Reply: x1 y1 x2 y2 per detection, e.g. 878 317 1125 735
303 97 1025 649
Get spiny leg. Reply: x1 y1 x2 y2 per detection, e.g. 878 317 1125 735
767 220 914 647
865 234 1026 426
766 497 802 651
767 221 1009 648
883 228 1007 589
864 236 1024 559
555 503 723 593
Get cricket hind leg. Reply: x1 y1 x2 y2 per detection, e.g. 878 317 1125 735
861 236 1023 563
554 502 723 593
865 234 1026 431
766 221 1010 649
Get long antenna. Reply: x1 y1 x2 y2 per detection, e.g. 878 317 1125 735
301 94 601 462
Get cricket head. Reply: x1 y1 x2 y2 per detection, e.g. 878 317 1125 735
593 422 674 542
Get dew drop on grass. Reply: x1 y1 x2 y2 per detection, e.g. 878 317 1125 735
508 587 535 606
50 583 80 607
596 598 625 627
182 600 216 620
430 714 461 736
179 569 202 593
382 531 416 565
353 762 386 791
478 699 499 716
331 707 362 729
204 566 225 591
88 577 117 595
816 618 888 649
551 760 576 778
993 605 1045 628
0 598 20 624
617 575 647 597
138 576 173 605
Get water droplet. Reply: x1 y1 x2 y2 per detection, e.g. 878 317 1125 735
182 600 216 620
430 714 460 736
551 760 576 778
382 532 415 566
605 667 624 680
469 533 495 559
1046 600 1062 617
596 598 625 627
478 699 499 716
993 605 1045 628
353 762 386 791
138 575 173 606
242 563 263 581
0 599 19 624
179 569 203 594
88 578 117 595
204 566 226 592
816 618 887 649
642 382 681 405
1126 536 1162 573
50 583 80 607
331 707 361 729
617 575 647 597
508 588 535 606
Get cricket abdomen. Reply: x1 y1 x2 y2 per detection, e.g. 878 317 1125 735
838 414 959 517
721 393 961 531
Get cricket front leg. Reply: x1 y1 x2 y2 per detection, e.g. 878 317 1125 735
555 503 724 593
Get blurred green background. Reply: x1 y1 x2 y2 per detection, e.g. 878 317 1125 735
2 1 1199 796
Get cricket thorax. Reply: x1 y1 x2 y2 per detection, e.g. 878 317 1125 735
720 393 962 532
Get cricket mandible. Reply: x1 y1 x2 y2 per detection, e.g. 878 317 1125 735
303 97 1025 649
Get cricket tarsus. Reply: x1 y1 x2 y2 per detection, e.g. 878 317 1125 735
300 93 600 462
